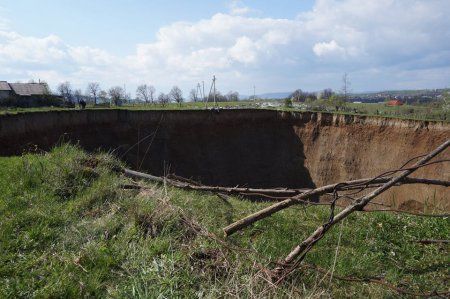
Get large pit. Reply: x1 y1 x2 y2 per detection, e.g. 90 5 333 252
0 109 448 209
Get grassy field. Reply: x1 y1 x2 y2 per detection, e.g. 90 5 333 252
1 100 448 122
0 101 250 115
0 144 448 297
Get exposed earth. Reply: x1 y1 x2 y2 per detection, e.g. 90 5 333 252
0 109 448 210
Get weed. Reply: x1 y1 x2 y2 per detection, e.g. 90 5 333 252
0 144 448 297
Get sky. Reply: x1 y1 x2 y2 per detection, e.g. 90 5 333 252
0 0 449 96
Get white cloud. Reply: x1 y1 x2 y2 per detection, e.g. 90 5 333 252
228 36 259 64
313 40 346 57
0 31 67 63
0 0 449 93
229 0 252 16
68 47 114 66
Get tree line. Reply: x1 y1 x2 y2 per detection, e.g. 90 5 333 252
286 73 351 109
55 82 240 107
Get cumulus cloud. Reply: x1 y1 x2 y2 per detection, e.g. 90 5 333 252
313 40 346 57
228 36 259 64
229 0 252 15
0 0 449 92
0 32 67 63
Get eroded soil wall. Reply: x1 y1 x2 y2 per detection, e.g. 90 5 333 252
0 109 448 209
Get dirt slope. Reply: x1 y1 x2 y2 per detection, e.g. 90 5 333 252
0 109 448 209
285 112 449 210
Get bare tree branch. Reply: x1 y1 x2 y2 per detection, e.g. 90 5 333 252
123 168 449 204
274 139 449 278
222 173 449 237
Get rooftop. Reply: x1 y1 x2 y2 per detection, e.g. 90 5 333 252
0 81 12 91
7 82 47 96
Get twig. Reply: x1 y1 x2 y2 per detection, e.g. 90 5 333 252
123 168 309 196
123 168 449 203
223 174 449 237
328 219 344 287
128 181 448 218
274 139 449 278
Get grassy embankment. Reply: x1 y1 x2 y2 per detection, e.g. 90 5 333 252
1 100 448 122
0 145 448 297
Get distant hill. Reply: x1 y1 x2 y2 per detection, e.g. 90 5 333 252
239 88 449 101
240 92 290 100
257 92 290 99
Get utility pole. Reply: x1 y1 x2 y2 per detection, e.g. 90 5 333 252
202 81 206 109
213 75 217 107
196 83 200 103
342 73 351 102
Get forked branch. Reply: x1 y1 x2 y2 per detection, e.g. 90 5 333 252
274 139 449 278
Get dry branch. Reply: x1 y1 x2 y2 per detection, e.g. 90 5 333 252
222 176 449 237
122 167 449 237
123 168 311 195
275 139 449 278
124 168 449 204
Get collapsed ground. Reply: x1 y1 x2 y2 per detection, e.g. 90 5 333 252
0 145 448 297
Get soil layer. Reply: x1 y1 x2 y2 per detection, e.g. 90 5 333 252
0 109 448 209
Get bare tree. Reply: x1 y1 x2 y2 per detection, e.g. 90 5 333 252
99 90 108 104
136 84 149 103
189 89 199 102
226 91 239 102
290 89 307 102
136 84 156 104
322 88 334 100
149 86 156 103
169 86 184 106
306 93 317 102
213 91 227 102
73 89 83 103
124 91 132 104
39 80 51 95
57 81 73 104
341 73 351 102
442 91 450 112
158 92 170 107
108 86 125 106
86 82 100 105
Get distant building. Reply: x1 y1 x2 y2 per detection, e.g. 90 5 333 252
0 81 48 99
0 81 61 108
0 81 12 100
386 99 404 106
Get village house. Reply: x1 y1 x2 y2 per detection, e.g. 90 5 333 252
0 81 58 107
386 99 404 106
0 81 12 100
0 81 48 100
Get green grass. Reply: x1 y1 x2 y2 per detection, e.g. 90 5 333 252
285 100 449 122
0 101 252 115
0 145 448 297
1 100 448 122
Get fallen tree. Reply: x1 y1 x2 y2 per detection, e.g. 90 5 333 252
120 140 449 294
272 139 449 279
123 168 449 204
123 168 310 196
222 174 449 237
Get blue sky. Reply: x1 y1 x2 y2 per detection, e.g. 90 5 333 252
0 0 314 55
0 0 449 96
